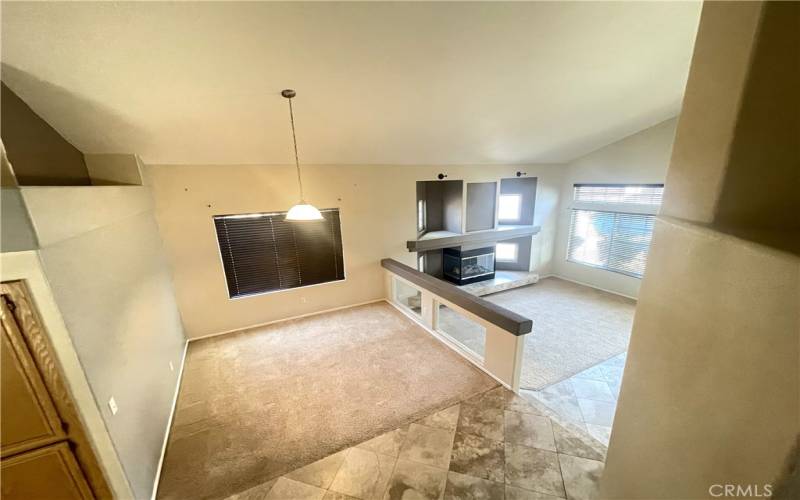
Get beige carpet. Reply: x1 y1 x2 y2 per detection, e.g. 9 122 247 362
487 277 635 390
157 302 497 500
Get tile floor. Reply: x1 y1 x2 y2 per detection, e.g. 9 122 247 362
226 386 605 500
523 352 626 445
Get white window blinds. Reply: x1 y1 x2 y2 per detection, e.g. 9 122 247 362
567 184 663 278
573 184 664 205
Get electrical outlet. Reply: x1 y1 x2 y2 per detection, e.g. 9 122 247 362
300 296 307 304
108 397 118 415
169 361 174 372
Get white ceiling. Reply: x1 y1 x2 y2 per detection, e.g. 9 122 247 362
1 1 701 166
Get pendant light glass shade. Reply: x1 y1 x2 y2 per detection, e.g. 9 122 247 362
281 89 322 221
286 203 324 221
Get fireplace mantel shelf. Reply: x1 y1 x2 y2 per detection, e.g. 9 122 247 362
407 225 541 252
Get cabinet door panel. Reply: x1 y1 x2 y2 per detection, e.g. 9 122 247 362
1 298 64 456
1 442 93 500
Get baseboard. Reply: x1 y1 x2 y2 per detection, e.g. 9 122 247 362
543 273 638 301
385 299 514 392
150 340 188 500
187 298 386 343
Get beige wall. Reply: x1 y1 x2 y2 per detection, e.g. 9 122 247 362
663 1 799 254
145 164 564 339
0 82 90 185
713 1 799 238
18 186 186 499
602 219 799 499
602 2 800 498
553 118 678 298
84 154 144 186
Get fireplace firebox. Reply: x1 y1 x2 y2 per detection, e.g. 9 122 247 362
443 246 495 286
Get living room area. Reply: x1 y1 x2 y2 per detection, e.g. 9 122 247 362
395 118 676 445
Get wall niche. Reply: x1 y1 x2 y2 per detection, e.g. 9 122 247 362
416 179 463 237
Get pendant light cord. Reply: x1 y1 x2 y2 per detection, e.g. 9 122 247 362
287 97 304 201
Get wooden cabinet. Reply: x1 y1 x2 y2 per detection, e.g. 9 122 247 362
1 282 110 499
2 443 94 499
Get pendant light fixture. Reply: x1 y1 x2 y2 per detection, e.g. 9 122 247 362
282 89 323 221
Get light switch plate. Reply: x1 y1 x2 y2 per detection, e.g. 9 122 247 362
108 397 118 415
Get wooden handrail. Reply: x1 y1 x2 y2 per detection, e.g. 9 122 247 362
381 258 532 336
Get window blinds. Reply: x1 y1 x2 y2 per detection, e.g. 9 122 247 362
567 210 655 278
567 184 663 278
214 209 345 298
574 184 664 206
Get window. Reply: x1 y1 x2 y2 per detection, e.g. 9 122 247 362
495 242 518 262
566 184 663 278
498 194 522 222
417 199 426 232
394 278 422 317
437 303 486 359
573 184 663 205
214 208 345 298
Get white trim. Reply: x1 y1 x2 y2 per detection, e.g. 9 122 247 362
150 340 188 500
541 273 638 301
0 251 134 498
386 298 513 392
187 298 386 342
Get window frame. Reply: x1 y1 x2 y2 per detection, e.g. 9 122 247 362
213 208 346 300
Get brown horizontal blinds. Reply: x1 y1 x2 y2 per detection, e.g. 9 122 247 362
214 209 345 298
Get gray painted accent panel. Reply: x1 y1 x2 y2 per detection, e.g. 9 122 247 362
382 258 532 335
0 187 38 252
500 177 537 226
466 182 497 232
421 250 443 278
422 181 443 232
417 180 463 234
442 180 463 233
495 235 533 272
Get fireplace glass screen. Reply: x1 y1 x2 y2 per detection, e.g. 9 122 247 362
443 247 496 285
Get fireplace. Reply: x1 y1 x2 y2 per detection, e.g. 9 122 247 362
443 246 495 286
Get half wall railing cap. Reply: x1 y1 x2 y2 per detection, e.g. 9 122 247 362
381 258 532 336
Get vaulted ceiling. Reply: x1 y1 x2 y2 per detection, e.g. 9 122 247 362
1 1 701 166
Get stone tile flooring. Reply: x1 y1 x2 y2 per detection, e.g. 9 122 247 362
523 352 626 445
227 386 606 500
